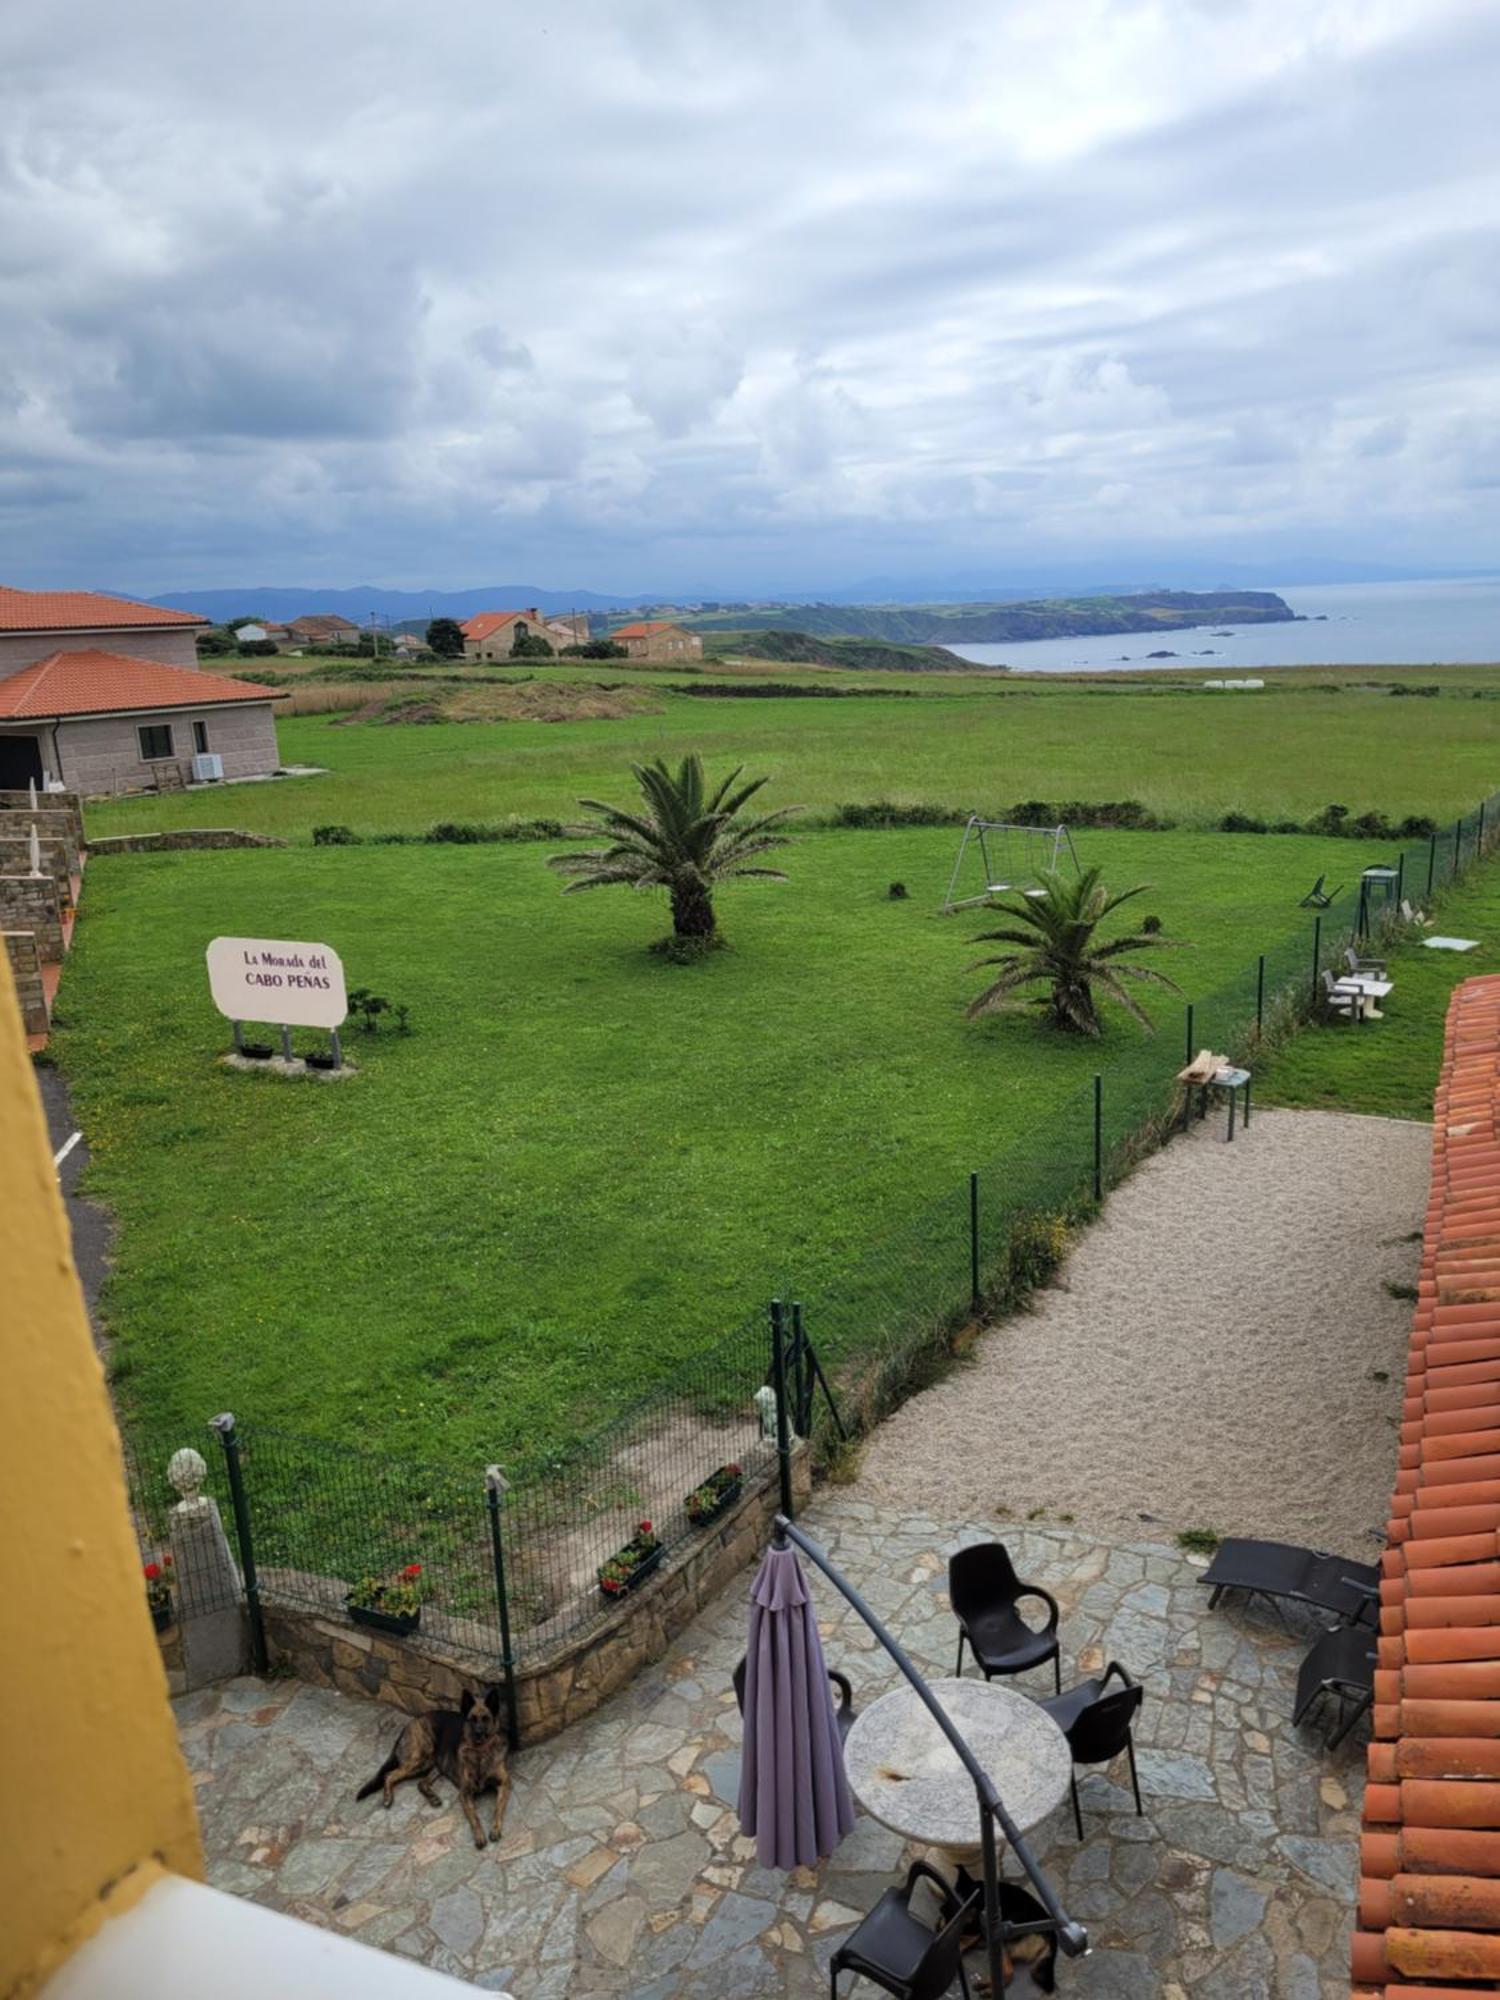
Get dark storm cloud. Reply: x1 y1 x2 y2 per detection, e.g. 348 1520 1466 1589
0 0 1496 589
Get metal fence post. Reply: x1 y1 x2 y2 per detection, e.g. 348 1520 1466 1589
1455 817 1464 878
484 1466 520 1750
790 1300 812 1436
1480 800 1487 854
1310 915 1322 1005
1396 851 1405 912
1255 954 1265 1037
769 1299 794 1520
969 1171 981 1314
210 1413 268 1675
1428 832 1438 897
1092 1075 1103 1204
1184 1002 1194 1065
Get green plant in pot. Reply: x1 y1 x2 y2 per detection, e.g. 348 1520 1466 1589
347 1561 424 1635
144 1554 175 1631
685 1462 743 1526
597 1520 662 1598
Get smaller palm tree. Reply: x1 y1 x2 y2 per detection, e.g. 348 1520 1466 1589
967 866 1181 1035
548 754 797 950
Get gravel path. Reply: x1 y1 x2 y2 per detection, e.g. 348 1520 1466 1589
855 1108 1430 1555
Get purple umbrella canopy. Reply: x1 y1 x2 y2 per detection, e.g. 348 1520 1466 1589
738 1542 857 1868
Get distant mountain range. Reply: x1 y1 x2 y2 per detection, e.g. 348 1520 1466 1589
142 560 1493 626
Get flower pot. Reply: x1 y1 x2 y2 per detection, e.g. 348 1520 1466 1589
241 1042 275 1061
347 1599 421 1637
150 1600 173 1633
598 1543 663 1600
685 1477 742 1527
305 1051 339 1071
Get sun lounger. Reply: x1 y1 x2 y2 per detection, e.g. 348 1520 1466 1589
1201 1537 1379 1625
1293 1622 1377 1748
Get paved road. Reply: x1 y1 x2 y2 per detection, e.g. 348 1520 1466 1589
35 1062 113 1333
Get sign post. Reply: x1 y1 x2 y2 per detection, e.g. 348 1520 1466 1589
205 936 348 1064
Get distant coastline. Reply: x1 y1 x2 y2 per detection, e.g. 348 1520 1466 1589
673 589 1295 648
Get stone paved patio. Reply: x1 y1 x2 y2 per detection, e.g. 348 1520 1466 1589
177 1493 1365 1996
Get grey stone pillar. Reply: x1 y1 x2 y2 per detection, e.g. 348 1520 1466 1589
167 1445 248 1686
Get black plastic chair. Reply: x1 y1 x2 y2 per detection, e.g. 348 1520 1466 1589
1039 1661 1144 1839
1299 875 1343 908
829 1860 976 2000
732 1653 857 1743
1293 1624 1377 1749
949 1543 1061 1692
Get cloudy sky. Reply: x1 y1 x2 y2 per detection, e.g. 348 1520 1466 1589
2 0 1497 595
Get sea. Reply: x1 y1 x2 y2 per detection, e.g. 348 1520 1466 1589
945 575 1500 673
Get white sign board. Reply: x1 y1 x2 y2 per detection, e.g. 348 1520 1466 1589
205 936 347 1028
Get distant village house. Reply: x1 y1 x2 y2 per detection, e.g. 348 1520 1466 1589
462 609 590 660
0 588 285 794
286 613 361 649
609 620 703 661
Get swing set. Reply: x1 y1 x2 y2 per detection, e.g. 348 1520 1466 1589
941 818 1079 914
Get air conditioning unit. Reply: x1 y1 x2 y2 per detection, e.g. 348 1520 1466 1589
192 752 224 782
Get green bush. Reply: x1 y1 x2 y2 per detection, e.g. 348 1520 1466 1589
313 824 360 846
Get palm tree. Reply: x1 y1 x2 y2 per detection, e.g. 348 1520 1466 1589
966 866 1181 1035
548 754 797 948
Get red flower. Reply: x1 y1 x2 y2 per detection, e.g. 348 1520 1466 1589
402 1563 422 1579
726 1464 741 1478
163 1554 174 1568
144 1561 161 1581
638 1520 653 1536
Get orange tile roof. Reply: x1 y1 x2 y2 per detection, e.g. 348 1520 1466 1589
1354 973 1500 1997
462 610 540 641
0 650 284 721
611 620 687 639
0 587 206 632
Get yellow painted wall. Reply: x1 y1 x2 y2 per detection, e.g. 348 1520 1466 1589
0 953 202 1998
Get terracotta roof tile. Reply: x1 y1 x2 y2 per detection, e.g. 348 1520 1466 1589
462 610 540 641
610 619 685 638
0 650 284 721
1355 974 1500 1992
0 587 205 631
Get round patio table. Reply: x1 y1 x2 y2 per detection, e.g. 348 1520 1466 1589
842 1675 1072 1861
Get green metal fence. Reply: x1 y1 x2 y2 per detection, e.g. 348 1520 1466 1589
121 784 1500 1698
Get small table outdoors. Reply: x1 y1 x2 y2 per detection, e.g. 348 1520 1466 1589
842 1676 1072 1864
1178 1064 1253 1141
1336 973 1393 1021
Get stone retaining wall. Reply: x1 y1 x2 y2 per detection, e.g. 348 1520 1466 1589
0 835 73 891
258 1449 809 1744
3 932 48 1036
0 790 83 847
0 810 81 873
0 875 64 960
89 829 287 854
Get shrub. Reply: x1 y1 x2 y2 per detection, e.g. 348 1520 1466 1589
1007 1212 1071 1294
313 824 360 846
1218 811 1267 834
425 818 564 844
830 801 967 828
560 638 628 659
888 881 909 900
1397 814 1438 838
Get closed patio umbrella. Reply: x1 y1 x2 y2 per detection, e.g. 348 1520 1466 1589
738 1541 856 1868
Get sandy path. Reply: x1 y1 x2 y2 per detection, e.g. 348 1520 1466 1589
855 1108 1430 1555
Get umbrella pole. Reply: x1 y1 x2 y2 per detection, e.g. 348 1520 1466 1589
773 1515 1086 1979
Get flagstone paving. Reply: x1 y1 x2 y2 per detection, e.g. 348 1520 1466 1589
177 1493 1366 1995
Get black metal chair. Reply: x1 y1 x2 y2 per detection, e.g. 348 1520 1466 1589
1201 1537 1380 1627
949 1543 1061 1692
1293 1623 1377 1749
732 1653 857 1743
1039 1661 1144 1839
829 1860 976 2000
1299 875 1343 908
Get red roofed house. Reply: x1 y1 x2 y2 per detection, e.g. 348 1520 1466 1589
609 620 703 662
0 588 285 793
284 613 361 650
462 608 589 661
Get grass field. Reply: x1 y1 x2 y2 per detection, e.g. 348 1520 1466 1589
80 662 1500 845
1262 860 1500 1120
55 824 1382 1465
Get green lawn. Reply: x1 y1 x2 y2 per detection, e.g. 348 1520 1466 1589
1261 861 1500 1119
80 667 1500 845
55 824 1380 1464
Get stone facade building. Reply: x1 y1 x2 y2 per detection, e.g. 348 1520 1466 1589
0 589 284 794
609 620 703 661
462 608 589 660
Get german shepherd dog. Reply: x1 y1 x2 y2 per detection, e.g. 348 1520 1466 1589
357 1686 511 1850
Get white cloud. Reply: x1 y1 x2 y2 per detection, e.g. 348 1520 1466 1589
0 0 1496 588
